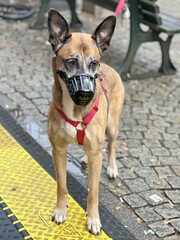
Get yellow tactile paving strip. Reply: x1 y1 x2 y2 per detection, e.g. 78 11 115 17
0 125 111 240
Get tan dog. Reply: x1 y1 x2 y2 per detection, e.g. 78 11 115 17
47 9 124 235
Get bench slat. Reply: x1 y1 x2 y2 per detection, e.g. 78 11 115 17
141 14 180 34
140 9 162 25
139 0 159 13
160 13 180 27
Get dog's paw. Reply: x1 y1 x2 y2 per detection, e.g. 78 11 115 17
87 216 102 235
107 166 118 179
52 207 67 224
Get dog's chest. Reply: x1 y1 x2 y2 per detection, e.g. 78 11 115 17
61 120 86 144
62 121 76 142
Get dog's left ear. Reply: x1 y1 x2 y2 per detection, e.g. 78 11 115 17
92 16 116 53
48 9 72 52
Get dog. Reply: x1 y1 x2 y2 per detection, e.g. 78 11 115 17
47 9 125 235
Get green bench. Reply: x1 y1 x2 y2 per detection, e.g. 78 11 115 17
121 0 180 79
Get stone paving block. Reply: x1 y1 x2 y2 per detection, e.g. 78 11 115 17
170 148 180 157
163 133 180 141
171 166 180 176
125 131 143 140
148 221 175 238
139 190 168 206
125 139 141 148
120 157 142 168
123 194 147 208
25 91 41 99
0 93 17 110
143 139 162 148
170 219 180 233
153 119 171 127
155 167 174 179
144 132 163 140
37 105 49 116
40 90 52 99
165 190 180 204
131 125 148 132
167 127 180 134
7 92 24 103
145 176 171 190
135 206 163 222
163 141 179 149
129 148 144 158
164 235 180 240
134 167 157 179
151 147 170 157
118 168 137 180
109 183 131 197
137 118 152 126
140 156 162 167
154 204 180 219
167 176 180 189
151 108 168 116
124 178 150 193
158 157 180 166
15 84 32 93
32 98 49 105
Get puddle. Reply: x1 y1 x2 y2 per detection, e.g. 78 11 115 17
10 110 88 178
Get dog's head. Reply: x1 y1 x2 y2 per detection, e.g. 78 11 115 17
48 9 116 106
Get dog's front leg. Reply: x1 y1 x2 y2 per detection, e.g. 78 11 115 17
86 150 102 235
52 145 68 224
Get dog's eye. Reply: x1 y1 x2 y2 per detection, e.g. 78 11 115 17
65 59 77 68
90 60 99 69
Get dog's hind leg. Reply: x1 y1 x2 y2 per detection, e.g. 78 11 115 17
52 144 68 224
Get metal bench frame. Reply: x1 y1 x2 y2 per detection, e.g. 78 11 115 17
120 0 180 80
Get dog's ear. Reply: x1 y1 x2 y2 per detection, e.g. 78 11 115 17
92 16 116 53
48 9 72 52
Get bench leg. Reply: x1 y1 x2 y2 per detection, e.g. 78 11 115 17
66 0 82 27
31 0 81 29
31 0 50 29
159 35 176 75
119 29 155 80
119 39 140 80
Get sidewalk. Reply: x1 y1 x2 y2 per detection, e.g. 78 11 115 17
0 1 180 239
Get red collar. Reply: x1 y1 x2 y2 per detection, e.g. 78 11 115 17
55 98 100 145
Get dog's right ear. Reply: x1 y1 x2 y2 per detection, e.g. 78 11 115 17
48 9 72 52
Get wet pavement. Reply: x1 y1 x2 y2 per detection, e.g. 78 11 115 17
0 0 180 239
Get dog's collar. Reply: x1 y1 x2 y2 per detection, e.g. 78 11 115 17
55 98 100 145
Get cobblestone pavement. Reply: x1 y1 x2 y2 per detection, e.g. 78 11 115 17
0 1 180 239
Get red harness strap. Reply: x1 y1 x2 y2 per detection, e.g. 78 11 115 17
55 98 100 145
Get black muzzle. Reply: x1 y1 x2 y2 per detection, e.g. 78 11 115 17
57 70 97 106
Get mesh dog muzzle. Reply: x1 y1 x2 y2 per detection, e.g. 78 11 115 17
57 71 96 106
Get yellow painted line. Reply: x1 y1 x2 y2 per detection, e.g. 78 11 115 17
0 125 111 239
